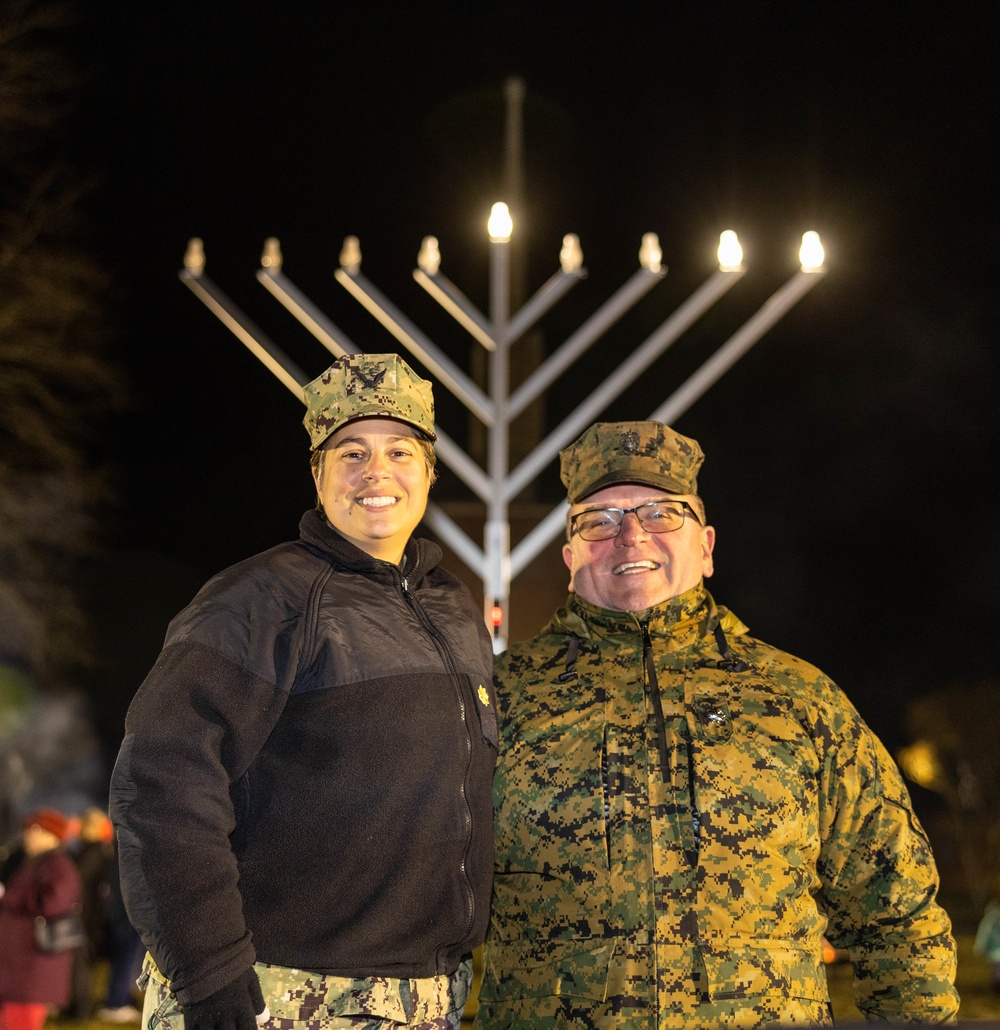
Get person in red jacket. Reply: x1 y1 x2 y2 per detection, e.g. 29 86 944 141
0 810 82 1030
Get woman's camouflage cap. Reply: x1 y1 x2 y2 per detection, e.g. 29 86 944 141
559 420 704 502
302 353 437 450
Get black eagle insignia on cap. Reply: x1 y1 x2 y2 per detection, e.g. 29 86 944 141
356 363 387 389
621 430 640 455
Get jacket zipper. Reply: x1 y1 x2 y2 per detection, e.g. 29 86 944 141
641 621 671 779
399 572 478 952
641 620 699 861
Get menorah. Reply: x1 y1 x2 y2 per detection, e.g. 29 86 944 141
180 208 826 651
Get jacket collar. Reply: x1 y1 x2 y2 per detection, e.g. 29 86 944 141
298 508 441 584
545 582 747 647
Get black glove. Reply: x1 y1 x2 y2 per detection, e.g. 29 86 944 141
182 968 266 1030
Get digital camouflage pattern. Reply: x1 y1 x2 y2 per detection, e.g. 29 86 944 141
475 585 959 1028
559 421 704 503
139 954 472 1029
303 353 436 450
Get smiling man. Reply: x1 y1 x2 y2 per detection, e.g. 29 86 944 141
111 354 496 1030
475 420 958 1028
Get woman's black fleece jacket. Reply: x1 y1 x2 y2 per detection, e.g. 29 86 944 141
110 510 497 1005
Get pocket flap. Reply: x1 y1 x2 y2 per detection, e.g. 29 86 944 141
260 966 409 1021
701 942 828 1002
482 938 615 1001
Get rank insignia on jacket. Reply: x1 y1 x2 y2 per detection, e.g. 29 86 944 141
478 684 491 707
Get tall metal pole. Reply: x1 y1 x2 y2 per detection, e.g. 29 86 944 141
487 205 513 647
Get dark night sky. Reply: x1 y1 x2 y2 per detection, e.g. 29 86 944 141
68 3 998 757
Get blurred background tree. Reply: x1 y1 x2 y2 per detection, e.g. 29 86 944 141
0 0 121 842
899 681 1000 918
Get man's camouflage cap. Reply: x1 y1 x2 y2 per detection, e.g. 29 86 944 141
559 420 704 502
302 353 436 450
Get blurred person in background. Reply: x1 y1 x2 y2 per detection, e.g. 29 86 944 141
67 808 114 1019
96 832 144 1022
973 899 1000 995
0 809 82 1030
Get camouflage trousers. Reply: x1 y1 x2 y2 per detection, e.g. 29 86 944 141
138 953 473 1029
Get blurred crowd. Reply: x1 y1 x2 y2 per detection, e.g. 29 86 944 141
0 807 144 1030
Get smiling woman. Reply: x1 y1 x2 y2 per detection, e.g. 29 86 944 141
304 353 440 564
313 419 431 564
109 353 496 1029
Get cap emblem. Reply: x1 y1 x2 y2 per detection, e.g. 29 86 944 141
356 363 387 389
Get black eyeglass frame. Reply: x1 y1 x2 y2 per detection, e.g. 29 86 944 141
569 499 703 541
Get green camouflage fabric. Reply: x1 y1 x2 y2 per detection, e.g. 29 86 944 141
139 953 472 1029
303 353 436 450
559 421 703 503
475 584 958 1028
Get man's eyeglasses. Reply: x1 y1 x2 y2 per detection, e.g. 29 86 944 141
569 500 702 541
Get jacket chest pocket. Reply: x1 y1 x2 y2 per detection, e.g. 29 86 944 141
691 695 733 742
687 686 819 831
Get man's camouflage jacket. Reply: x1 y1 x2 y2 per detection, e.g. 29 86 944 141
475 583 958 1027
